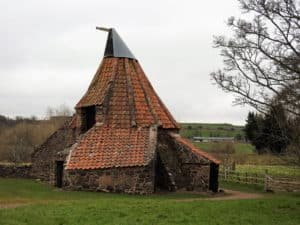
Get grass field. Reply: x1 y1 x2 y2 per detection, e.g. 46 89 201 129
193 142 255 154
235 165 300 178
179 123 244 139
192 142 300 178
0 178 299 225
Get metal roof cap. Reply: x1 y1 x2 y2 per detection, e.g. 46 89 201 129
97 27 136 60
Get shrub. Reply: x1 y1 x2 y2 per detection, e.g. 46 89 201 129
210 142 235 154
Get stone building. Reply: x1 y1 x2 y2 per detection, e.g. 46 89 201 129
31 28 220 194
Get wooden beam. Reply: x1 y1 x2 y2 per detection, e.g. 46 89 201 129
96 27 110 32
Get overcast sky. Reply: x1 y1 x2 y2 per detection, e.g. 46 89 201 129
0 0 252 125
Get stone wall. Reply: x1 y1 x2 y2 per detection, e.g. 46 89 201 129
181 164 210 191
31 120 77 183
64 162 155 194
157 131 211 191
0 164 32 178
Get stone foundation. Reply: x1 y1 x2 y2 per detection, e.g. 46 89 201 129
64 163 155 194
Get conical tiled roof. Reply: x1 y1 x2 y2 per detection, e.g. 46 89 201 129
67 29 179 170
76 29 179 129
66 29 219 171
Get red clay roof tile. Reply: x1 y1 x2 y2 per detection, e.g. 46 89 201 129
66 126 154 170
75 57 179 129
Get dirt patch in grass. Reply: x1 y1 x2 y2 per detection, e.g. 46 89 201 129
0 203 28 209
0 199 71 209
207 189 262 200
174 189 263 202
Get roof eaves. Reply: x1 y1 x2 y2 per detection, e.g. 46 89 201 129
170 133 221 164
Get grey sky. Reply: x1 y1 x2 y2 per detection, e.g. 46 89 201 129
0 0 251 125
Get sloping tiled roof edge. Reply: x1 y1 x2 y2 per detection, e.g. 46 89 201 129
132 61 180 129
65 125 156 170
75 59 116 109
170 133 220 164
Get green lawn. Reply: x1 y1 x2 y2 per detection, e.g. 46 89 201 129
193 142 254 154
192 142 287 165
0 178 300 225
220 180 265 193
235 165 300 178
179 123 245 139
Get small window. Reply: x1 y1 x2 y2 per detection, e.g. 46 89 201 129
81 106 96 132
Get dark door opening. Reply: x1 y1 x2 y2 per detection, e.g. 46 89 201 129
154 154 176 192
55 161 64 188
155 154 167 191
209 163 219 192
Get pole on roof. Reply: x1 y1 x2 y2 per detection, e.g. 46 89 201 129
96 27 110 32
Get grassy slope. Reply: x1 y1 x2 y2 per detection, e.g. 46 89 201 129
235 165 300 178
193 142 254 154
193 142 300 177
0 179 299 225
179 123 244 138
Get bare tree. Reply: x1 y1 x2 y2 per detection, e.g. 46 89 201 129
45 106 55 119
45 104 73 119
55 104 72 117
211 0 300 116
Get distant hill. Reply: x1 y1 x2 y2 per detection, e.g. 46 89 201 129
179 123 245 139
0 116 245 140
0 115 39 135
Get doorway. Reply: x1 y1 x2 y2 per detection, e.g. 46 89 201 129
154 154 176 192
209 163 219 192
55 161 64 188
